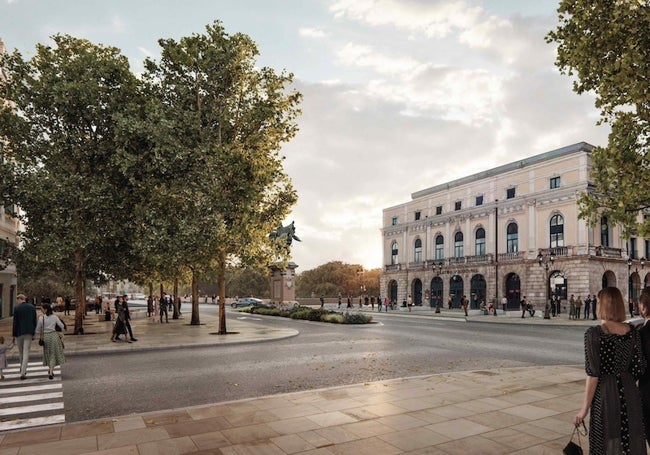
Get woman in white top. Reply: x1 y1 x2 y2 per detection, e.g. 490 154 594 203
35 303 66 379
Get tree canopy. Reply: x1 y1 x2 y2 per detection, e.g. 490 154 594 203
547 0 650 237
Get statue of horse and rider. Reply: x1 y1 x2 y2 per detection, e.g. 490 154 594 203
270 221 301 246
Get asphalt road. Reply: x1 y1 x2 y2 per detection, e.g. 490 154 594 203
61 309 586 422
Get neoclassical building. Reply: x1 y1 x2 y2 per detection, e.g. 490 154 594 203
0 37 19 318
381 142 646 310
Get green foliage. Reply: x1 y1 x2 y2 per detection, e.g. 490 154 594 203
247 303 372 324
295 261 381 298
547 1 650 236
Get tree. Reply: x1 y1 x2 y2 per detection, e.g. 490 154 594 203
547 1 650 236
0 35 141 333
143 21 301 332
295 261 381 298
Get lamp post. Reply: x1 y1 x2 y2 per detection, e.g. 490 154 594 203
627 257 645 315
434 261 443 313
537 250 555 319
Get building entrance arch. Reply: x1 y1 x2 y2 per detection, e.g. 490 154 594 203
389 280 398 304
550 271 567 300
430 276 443 308
449 275 463 308
412 279 423 305
470 274 486 309
505 273 521 309
602 271 616 289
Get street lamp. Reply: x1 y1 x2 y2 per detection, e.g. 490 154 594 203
627 257 645 314
537 250 556 319
434 261 443 313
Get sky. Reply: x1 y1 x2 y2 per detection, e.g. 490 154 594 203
0 0 610 272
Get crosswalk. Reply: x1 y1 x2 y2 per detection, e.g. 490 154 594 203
0 362 65 432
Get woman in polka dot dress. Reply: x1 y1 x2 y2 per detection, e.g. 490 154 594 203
574 287 646 454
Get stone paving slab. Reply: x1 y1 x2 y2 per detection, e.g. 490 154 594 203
0 365 589 454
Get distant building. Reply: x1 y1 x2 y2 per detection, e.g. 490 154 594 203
0 37 20 317
381 142 644 311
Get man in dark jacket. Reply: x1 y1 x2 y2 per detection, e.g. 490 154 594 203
12 294 37 380
636 289 650 443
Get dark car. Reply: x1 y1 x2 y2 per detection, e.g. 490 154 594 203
231 297 263 308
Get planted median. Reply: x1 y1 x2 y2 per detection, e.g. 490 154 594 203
240 305 373 324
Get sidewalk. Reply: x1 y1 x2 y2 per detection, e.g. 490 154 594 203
0 309 589 454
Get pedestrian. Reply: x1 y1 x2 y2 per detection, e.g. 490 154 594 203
12 294 37 380
370 296 375 310
550 295 557 317
520 296 528 318
147 295 153 317
338 293 342 309
556 295 562 315
575 295 582 319
35 303 66 380
407 294 412 312
569 294 576 320
501 296 507 313
592 294 598 320
629 298 636 319
637 288 650 445
121 296 137 341
346 295 352 308
0 336 15 380
447 295 452 310
111 299 132 343
320 294 324 309
584 294 591 319
574 286 646 454
461 295 468 316
384 296 389 312
160 292 169 323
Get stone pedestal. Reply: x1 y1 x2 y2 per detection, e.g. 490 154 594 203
269 262 298 303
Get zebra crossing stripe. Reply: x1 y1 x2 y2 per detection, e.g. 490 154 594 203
0 414 65 432
0 363 65 431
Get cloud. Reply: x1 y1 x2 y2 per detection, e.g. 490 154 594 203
299 27 327 39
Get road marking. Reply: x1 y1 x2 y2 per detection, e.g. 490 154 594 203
0 363 65 431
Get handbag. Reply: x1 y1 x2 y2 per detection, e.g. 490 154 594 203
38 316 44 346
563 421 587 455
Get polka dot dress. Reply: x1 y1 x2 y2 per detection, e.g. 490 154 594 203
584 326 646 454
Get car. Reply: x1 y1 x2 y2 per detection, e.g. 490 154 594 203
231 297 263 308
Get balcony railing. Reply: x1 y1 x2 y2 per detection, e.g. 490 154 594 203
594 246 623 258
498 252 522 262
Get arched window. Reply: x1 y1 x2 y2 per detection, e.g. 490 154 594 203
435 235 444 260
454 232 464 258
600 216 609 247
550 214 564 248
506 223 518 253
475 228 485 256
391 241 398 265
414 238 422 263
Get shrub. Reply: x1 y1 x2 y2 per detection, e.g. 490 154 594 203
321 313 344 323
344 312 373 324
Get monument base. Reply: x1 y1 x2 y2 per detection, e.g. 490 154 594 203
269 262 298 304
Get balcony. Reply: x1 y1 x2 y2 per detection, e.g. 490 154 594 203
498 252 522 262
593 245 623 258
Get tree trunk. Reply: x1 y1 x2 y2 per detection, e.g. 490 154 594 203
172 277 179 319
218 250 227 335
191 270 200 325
73 250 86 334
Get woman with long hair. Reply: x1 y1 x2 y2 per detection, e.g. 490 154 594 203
574 286 646 454
34 303 66 380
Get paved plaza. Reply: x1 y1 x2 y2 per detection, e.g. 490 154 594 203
0 307 593 454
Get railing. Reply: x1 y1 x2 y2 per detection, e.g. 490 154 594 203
385 264 400 272
498 252 521 262
594 246 623 258
408 261 426 270
466 254 493 264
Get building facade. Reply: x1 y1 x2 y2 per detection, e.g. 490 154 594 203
381 142 646 311
0 37 19 318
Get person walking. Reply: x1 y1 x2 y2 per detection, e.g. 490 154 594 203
121 296 137 341
584 295 591 320
35 303 66 380
461 295 468 316
12 294 37 380
550 295 557 317
0 336 15 380
575 295 582 319
338 293 342 309
629 298 636 318
159 292 169 323
407 294 412 312
569 294 576 320
384 296 389 312
637 288 650 445
573 286 646 454
346 295 352 309
520 296 528 318
320 295 325 309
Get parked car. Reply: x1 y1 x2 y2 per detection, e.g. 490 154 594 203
231 297 263 308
